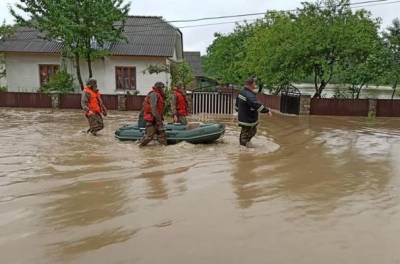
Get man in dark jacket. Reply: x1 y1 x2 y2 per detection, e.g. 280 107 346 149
235 78 272 147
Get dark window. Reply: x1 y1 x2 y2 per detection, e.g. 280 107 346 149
115 67 136 90
39 64 59 86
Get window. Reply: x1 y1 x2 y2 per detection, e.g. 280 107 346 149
39 64 59 86
115 67 136 90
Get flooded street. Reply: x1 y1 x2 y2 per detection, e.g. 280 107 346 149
1 108 400 264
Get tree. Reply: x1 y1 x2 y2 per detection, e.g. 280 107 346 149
338 42 389 99
11 0 130 89
383 18 400 99
204 21 264 85
291 0 380 98
244 11 302 94
40 70 74 94
0 21 14 40
205 0 381 97
0 21 14 81
144 61 194 87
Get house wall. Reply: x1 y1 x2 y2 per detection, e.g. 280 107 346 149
67 56 170 95
5 52 171 95
5 53 60 92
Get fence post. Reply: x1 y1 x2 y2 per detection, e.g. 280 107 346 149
368 99 377 118
50 93 60 109
299 95 311 115
118 95 127 111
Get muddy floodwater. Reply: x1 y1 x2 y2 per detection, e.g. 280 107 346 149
1 108 400 264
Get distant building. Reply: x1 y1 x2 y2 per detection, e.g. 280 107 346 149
0 16 183 94
184 51 218 90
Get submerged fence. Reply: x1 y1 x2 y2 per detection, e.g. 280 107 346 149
1 92 400 117
192 92 235 115
0 92 145 111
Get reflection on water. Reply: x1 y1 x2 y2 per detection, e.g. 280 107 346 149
1 108 400 264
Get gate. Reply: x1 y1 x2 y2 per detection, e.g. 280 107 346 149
280 86 301 114
192 92 235 114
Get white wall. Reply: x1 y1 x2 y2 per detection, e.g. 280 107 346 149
5 53 61 92
83 56 170 95
4 52 171 95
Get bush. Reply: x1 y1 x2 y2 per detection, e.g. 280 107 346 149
40 70 74 94
0 86 7 92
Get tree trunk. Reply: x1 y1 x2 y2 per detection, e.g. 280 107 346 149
86 40 93 78
391 79 398 99
314 67 319 97
87 53 93 78
356 84 365 99
313 81 326 99
75 52 84 90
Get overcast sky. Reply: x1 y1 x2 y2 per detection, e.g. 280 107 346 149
1 0 399 54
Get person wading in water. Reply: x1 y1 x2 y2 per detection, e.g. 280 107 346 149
235 78 272 147
171 82 189 125
139 82 167 147
81 78 107 136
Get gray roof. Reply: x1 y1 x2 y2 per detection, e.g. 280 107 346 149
0 16 181 57
184 51 204 77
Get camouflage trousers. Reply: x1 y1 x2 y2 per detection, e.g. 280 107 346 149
86 113 104 135
177 115 188 125
239 125 257 146
139 122 167 147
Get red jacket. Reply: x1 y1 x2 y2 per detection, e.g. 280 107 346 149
143 87 165 122
174 89 188 116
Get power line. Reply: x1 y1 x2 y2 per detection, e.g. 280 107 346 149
179 19 260 29
166 0 391 23
350 0 400 8
8 0 399 34
122 0 395 29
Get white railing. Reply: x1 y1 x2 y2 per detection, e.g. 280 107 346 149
192 92 235 115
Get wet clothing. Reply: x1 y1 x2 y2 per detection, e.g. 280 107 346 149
143 88 165 123
81 86 107 135
139 87 166 146
171 88 189 125
138 109 146 128
139 122 167 147
176 116 188 125
240 125 257 146
86 113 104 135
81 87 104 113
235 86 270 127
235 86 269 146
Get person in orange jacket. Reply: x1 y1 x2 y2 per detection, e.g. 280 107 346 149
139 82 167 146
171 82 189 125
81 78 107 135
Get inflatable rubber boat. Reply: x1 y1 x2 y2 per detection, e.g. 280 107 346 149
115 122 225 144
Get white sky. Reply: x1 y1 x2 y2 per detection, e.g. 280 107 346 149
0 0 399 54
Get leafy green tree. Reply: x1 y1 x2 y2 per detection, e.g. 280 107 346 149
204 21 264 85
291 0 380 98
0 21 14 40
11 0 130 90
338 42 390 99
383 18 400 99
0 21 14 80
206 0 381 97
245 11 302 94
144 62 194 87
40 70 74 94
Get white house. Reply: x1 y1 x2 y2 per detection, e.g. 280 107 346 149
0 16 183 95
